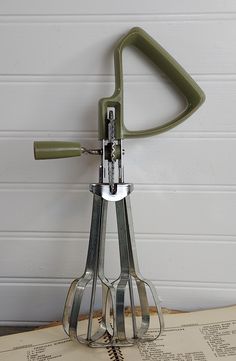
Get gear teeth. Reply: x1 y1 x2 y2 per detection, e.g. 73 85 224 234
107 107 116 193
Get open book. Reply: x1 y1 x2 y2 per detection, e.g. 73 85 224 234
1 305 236 360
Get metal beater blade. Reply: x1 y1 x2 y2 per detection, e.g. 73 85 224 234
115 196 164 342
62 194 116 346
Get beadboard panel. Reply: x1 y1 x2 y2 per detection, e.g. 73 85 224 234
0 1 236 323
0 78 186 132
0 236 235 283
0 282 235 322
0 21 235 75
0 187 234 235
0 137 235 185
0 80 235 133
1 1 236 15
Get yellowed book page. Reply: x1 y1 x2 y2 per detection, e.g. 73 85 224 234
0 323 110 361
1 306 236 360
123 305 236 360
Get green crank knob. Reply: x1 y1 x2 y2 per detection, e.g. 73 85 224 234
34 141 82 160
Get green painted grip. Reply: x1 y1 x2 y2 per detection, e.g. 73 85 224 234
99 27 205 139
34 141 82 159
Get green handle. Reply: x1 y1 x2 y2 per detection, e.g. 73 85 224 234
99 27 205 139
34 141 82 159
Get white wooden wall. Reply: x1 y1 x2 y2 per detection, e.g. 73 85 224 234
0 1 236 325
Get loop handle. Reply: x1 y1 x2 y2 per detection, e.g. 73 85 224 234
98 27 205 139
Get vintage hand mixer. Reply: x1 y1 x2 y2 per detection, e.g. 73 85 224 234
34 27 205 347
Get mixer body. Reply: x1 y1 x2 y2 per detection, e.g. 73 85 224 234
34 27 205 347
